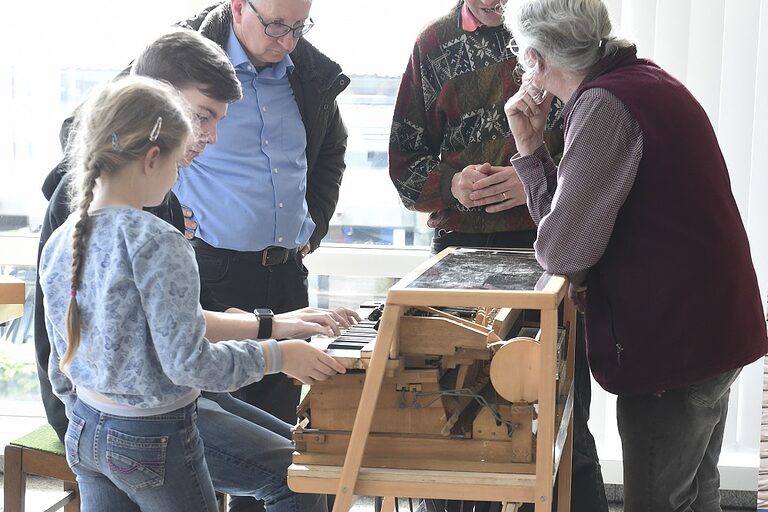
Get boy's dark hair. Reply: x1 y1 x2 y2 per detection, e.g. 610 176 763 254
133 29 242 103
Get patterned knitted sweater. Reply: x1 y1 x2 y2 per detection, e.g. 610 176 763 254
389 2 563 233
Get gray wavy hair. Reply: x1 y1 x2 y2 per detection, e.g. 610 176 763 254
504 0 633 72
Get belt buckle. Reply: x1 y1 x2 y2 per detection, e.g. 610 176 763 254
261 247 290 266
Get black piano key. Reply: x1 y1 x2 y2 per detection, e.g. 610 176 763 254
327 342 369 351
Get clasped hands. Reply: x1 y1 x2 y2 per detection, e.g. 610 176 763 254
451 162 527 213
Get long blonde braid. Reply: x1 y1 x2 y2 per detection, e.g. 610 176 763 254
59 153 101 371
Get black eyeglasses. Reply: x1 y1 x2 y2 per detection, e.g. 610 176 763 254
246 0 314 39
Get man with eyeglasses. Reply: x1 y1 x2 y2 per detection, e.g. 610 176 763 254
173 1 348 510
388 1 608 512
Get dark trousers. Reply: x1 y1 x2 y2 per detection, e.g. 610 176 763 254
192 239 310 512
430 229 538 254
617 368 740 512
421 230 609 512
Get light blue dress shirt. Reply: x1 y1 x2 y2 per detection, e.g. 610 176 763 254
174 26 314 251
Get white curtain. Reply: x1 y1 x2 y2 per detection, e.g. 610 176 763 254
589 0 768 490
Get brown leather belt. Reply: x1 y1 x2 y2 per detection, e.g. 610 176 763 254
259 246 297 266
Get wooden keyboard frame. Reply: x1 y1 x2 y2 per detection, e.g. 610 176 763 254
288 248 576 512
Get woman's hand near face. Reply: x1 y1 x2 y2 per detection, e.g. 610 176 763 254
505 80 553 156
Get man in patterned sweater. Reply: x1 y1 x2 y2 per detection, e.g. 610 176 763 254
388 2 607 511
389 0 564 253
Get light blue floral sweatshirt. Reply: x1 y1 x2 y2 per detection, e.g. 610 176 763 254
39 207 281 416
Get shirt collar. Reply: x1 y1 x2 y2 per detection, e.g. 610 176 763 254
271 54 295 79
461 3 485 32
225 24 295 77
226 25 251 68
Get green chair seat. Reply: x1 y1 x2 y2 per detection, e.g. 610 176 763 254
11 424 65 457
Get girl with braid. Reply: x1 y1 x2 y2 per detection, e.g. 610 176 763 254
38 76 336 511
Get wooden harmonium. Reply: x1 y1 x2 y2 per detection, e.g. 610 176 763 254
295 304 569 474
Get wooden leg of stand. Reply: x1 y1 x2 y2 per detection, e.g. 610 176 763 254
380 496 396 512
556 295 576 512
534 308 558 512
502 503 520 512
332 306 403 512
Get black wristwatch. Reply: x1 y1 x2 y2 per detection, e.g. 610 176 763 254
254 308 274 339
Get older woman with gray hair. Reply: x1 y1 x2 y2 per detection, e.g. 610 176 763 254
502 0 768 511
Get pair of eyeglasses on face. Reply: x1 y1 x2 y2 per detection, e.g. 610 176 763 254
246 0 314 39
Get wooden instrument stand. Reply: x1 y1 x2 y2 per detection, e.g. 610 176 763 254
289 248 576 512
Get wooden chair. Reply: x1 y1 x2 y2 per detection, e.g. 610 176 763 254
4 424 80 512
4 423 227 512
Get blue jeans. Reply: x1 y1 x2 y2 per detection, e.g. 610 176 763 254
67 395 327 512
66 399 218 512
198 392 327 512
617 367 741 512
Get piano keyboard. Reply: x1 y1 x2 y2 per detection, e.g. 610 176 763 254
310 302 387 370
311 303 519 372
325 319 378 351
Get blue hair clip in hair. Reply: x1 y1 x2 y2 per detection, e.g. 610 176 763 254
111 132 123 153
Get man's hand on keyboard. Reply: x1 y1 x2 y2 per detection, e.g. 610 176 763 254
273 307 361 339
